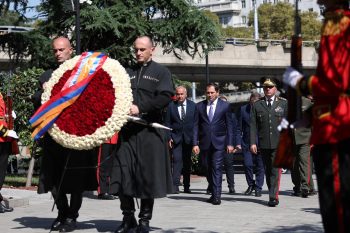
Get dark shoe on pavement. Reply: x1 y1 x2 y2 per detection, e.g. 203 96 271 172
255 190 262 197
51 217 65 231
267 199 279 207
212 198 221 205
292 191 301 197
0 202 13 213
59 218 76 232
206 196 214 203
308 189 318 196
115 216 137 233
183 188 191 193
301 189 309 198
244 186 254 195
98 193 117 200
136 220 150 233
228 186 236 194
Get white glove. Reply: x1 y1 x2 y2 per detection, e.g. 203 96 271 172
277 118 290 132
7 130 18 139
283 67 303 88
12 110 16 119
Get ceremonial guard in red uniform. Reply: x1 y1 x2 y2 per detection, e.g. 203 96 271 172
0 93 14 213
283 0 350 231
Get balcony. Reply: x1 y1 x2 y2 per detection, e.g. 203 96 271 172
196 1 242 14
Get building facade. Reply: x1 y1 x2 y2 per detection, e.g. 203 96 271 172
192 0 321 28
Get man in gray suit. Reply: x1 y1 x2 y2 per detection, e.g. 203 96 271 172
250 78 287 207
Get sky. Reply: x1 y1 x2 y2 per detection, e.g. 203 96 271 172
24 0 41 18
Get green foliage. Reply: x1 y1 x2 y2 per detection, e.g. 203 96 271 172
0 68 44 148
4 174 39 187
38 0 222 65
248 2 321 40
300 11 322 41
223 26 254 38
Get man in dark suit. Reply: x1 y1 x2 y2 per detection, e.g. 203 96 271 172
250 78 287 207
165 86 196 194
237 92 265 197
193 83 234 205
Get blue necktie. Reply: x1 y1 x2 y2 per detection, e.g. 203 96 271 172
208 102 214 122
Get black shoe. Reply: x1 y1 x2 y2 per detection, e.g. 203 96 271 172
308 189 318 196
51 217 65 231
98 193 117 200
228 187 236 194
212 198 221 205
206 196 214 203
183 188 191 193
267 199 279 207
292 191 301 197
301 189 309 198
59 218 76 232
244 186 254 195
255 190 262 197
115 216 137 233
0 203 13 213
136 220 150 233
206 188 211 195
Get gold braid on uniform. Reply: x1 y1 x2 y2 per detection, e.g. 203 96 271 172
0 124 8 137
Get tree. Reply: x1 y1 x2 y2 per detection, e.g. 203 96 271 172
37 0 222 65
248 2 321 40
223 26 254 38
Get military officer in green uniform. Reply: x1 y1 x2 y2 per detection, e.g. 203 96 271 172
250 78 287 207
291 96 315 198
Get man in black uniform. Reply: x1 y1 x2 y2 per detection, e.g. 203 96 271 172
33 37 98 232
110 35 174 233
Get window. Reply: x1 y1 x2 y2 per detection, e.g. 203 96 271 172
242 16 247 24
242 0 246 8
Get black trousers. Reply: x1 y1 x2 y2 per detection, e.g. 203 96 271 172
171 141 192 188
313 138 350 233
97 144 115 194
0 142 10 190
53 190 83 220
223 152 235 189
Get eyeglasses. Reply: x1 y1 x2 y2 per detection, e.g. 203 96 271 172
263 86 274 89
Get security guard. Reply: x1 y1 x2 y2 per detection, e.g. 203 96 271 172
250 78 287 207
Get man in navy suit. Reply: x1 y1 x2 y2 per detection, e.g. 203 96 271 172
237 92 265 197
193 83 234 205
165 86 196 193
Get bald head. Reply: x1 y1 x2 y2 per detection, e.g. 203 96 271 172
52 37 73 64
133 36 155 64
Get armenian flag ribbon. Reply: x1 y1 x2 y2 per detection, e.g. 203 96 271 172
29 52 108 141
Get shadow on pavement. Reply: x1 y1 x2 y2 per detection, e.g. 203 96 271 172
260 223 323 233
12 217 120 232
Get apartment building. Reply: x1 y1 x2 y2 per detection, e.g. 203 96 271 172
192 0 321 28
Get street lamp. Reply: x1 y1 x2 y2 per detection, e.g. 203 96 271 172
64 0 92 55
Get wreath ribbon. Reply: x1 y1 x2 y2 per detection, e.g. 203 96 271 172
30 52 108 140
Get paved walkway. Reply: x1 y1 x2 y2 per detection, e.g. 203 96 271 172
0 174 323 233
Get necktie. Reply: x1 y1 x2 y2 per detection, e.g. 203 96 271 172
268 99 272 109
180 104 186 120
208 102 214 122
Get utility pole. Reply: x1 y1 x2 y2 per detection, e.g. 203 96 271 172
253 0 259 41
75 0 81 55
